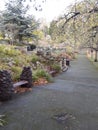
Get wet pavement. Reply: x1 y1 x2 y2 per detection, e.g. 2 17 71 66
0 54 98 130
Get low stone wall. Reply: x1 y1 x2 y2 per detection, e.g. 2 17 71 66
20 66 33 88
0 67 33 101
0 70 14 101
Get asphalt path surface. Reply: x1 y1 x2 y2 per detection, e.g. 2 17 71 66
0 54 98 130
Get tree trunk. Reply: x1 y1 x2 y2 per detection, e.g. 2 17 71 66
91 49 93 59
94 50 98 62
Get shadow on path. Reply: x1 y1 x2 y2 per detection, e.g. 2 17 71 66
0 54 98 130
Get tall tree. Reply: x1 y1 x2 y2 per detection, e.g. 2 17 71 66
0 0 39 44
49 0 98 50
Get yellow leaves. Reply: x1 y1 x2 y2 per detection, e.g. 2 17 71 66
33 30 44 39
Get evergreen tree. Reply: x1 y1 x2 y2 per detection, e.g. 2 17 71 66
0 0 39 44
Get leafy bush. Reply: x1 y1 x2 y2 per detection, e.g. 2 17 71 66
14 58 20 66
4 48 21 57
51 64 61 73
13 55 31 67
0 45 5 53
33 69 51 82
31 55 39 63
0 115 7 126
33 74 39 82
14 57 25 66
0 45 21 57
11 66 22 80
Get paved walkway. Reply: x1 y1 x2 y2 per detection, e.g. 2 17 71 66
0 54 98 130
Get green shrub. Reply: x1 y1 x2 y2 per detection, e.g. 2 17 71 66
31 55 39 63
26 56 32 63
0 115 7 126
14 55 31 67
33 69 51 82
0 64 10 70
0 45 5 53
33 74 39 82
11 66 22 81
4 48 21 57
0 45 21 57
51 64 61 73
14 58 20 66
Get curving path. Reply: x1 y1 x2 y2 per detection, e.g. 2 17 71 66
0 54 98 130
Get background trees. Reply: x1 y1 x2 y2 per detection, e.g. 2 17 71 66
49 0 98 53
0 0 39 44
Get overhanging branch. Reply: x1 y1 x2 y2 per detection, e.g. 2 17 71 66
62 12 80 29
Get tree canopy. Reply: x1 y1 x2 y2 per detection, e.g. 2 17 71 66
0 0 39 44
49 0 98 51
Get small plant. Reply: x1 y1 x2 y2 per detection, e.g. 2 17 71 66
33 69 52 82
11 66 22 81
33 74 39 82
0 115 7 126
31 55 39 63
51 64 61 73
4 47 21 57
14 58 20 66
0 45 5 53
